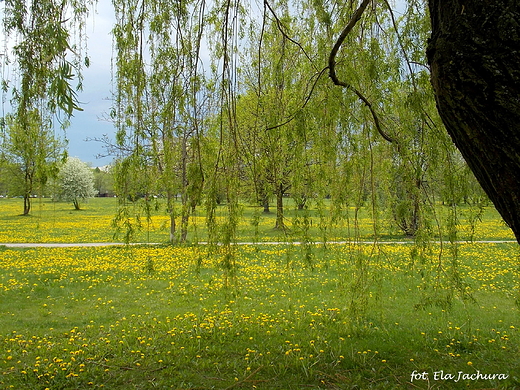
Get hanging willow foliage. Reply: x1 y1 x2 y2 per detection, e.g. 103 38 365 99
316 0 475 310
104 0 483 308
110 0 206 244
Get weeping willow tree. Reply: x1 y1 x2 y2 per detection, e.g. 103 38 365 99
111 0 206 243
236 1 318 232
323 0 492 309
105 0 505 308
1 0 94 214
253 0 478 310
213 0 479 305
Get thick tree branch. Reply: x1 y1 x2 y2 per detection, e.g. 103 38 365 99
328 0 372 87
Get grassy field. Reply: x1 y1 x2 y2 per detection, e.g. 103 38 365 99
0 197 515 244
0 198 519 389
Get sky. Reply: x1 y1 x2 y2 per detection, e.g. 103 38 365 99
67 2 116 167
0 2 116 167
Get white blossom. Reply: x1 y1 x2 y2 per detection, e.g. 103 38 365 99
57 157 97 210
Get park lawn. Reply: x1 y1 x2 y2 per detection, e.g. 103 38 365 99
0 242 519 389
0 197 516 244
0 197 123 243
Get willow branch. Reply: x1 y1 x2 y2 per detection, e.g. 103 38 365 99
328 0 397 144
382 0 416 90
265 66 329 131
328 0 371 86
264 0 319 71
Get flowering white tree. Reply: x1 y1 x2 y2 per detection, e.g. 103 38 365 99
57 157 97 210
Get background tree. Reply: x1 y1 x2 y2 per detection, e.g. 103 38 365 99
0 161 8 197
237 2 327 231
93 166 115 197
2 112 61 214
56 157 97 210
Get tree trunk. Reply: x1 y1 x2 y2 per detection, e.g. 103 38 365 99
257 183 270 213
23 170 32 215
180 212 189 243
170 213 176 243
275 183 285 230
167 192 176 243
427 0 520 243
179 135 189 243
296 195 307 211
263 199 270 214
23 194 31 216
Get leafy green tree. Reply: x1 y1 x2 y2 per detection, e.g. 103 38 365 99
237 4 317 231
93 166 115 197
56 157 97 210
2 112 61 214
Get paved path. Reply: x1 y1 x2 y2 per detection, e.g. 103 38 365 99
0 242 156 248
1 240 517 248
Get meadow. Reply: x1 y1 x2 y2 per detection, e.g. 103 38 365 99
0 197 516 244
0 197 519 389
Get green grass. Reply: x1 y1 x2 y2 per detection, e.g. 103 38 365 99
0 197 515 244
0 243 519 389
0 198 518 388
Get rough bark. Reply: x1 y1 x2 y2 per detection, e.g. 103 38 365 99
427 0 520 243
